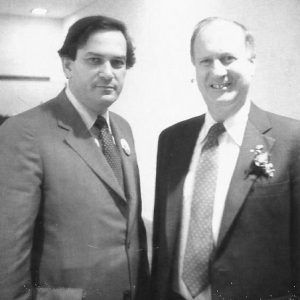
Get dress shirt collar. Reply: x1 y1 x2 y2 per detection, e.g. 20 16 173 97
224 99 250 146
65 84 110 131
202 99 251 147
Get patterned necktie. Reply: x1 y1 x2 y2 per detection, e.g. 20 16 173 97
93 116 124 189
182 122 226 298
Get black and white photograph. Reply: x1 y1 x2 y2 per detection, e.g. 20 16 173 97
0 1 300 299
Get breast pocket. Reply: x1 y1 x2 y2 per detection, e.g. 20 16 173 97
250 179 290 198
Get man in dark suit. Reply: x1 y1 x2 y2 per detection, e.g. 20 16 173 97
0 15 148 300
151 17 300 300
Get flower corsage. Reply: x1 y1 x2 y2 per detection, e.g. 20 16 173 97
248 145 275 178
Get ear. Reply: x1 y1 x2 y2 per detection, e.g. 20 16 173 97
248 55 256 78
249 55 256 64
61 57 74 79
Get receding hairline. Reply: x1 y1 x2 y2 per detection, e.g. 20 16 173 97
190 17 255 63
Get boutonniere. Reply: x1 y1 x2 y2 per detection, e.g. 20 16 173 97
248 145 275 178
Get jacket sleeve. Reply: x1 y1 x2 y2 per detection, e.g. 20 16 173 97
0 117 42 299
150 129 171 299
291 132 300 296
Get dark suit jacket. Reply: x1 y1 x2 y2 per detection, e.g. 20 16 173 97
151 103 300 300
0 91 149 300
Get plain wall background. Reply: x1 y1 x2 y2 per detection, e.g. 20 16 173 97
0 15 65 114
1 0 300 221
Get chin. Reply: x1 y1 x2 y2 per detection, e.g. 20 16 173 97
217 99 236 105
99 97 117 106
100 92 117 100
215 93 239 104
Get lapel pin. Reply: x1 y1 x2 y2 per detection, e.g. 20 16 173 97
120 138 131 156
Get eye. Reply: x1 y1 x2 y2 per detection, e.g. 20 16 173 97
199 58 212 66
86 57 103 65
221 55 236 65
111 58 126 69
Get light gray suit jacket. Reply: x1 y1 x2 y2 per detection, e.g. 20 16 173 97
0 90 149 300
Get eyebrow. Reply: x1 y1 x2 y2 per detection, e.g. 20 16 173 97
197 55 212 61
198 52 236 59
221 52 236 56
85 52 126 59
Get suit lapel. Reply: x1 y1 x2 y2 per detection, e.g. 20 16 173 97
110 115 137 200
109 114 140 231
55 91 126 202
165 116 204 257
217 104 275 248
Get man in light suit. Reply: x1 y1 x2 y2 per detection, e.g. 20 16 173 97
0 15 148 300
151 17 300 299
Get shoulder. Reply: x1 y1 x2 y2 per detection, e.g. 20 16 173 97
267 111 300 132
0 95 62 142
268 113 300 161
159 115 204 141
156 115 204 159
262 109 300 142
251 103 300 140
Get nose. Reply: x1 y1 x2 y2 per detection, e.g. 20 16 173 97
211 59 227 77
98 61 113 80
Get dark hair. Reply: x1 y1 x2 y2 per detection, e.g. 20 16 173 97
58 15 136 68
190 17 255 64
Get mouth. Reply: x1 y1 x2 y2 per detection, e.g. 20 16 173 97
97 86 114 89
95 83 115 88
210 82 231 90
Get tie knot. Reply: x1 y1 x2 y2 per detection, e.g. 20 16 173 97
94 115 108 131
202 122 225 152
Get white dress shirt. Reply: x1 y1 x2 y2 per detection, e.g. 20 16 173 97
65 85 112 147
173 100 250 300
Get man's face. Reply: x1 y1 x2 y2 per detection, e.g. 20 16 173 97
62 30 127 114
193 21 255 121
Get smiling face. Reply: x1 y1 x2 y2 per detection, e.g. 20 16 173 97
192 20 255 121
61 30 127 114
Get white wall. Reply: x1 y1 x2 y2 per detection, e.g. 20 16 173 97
1 0 300 221
0 15 65 115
